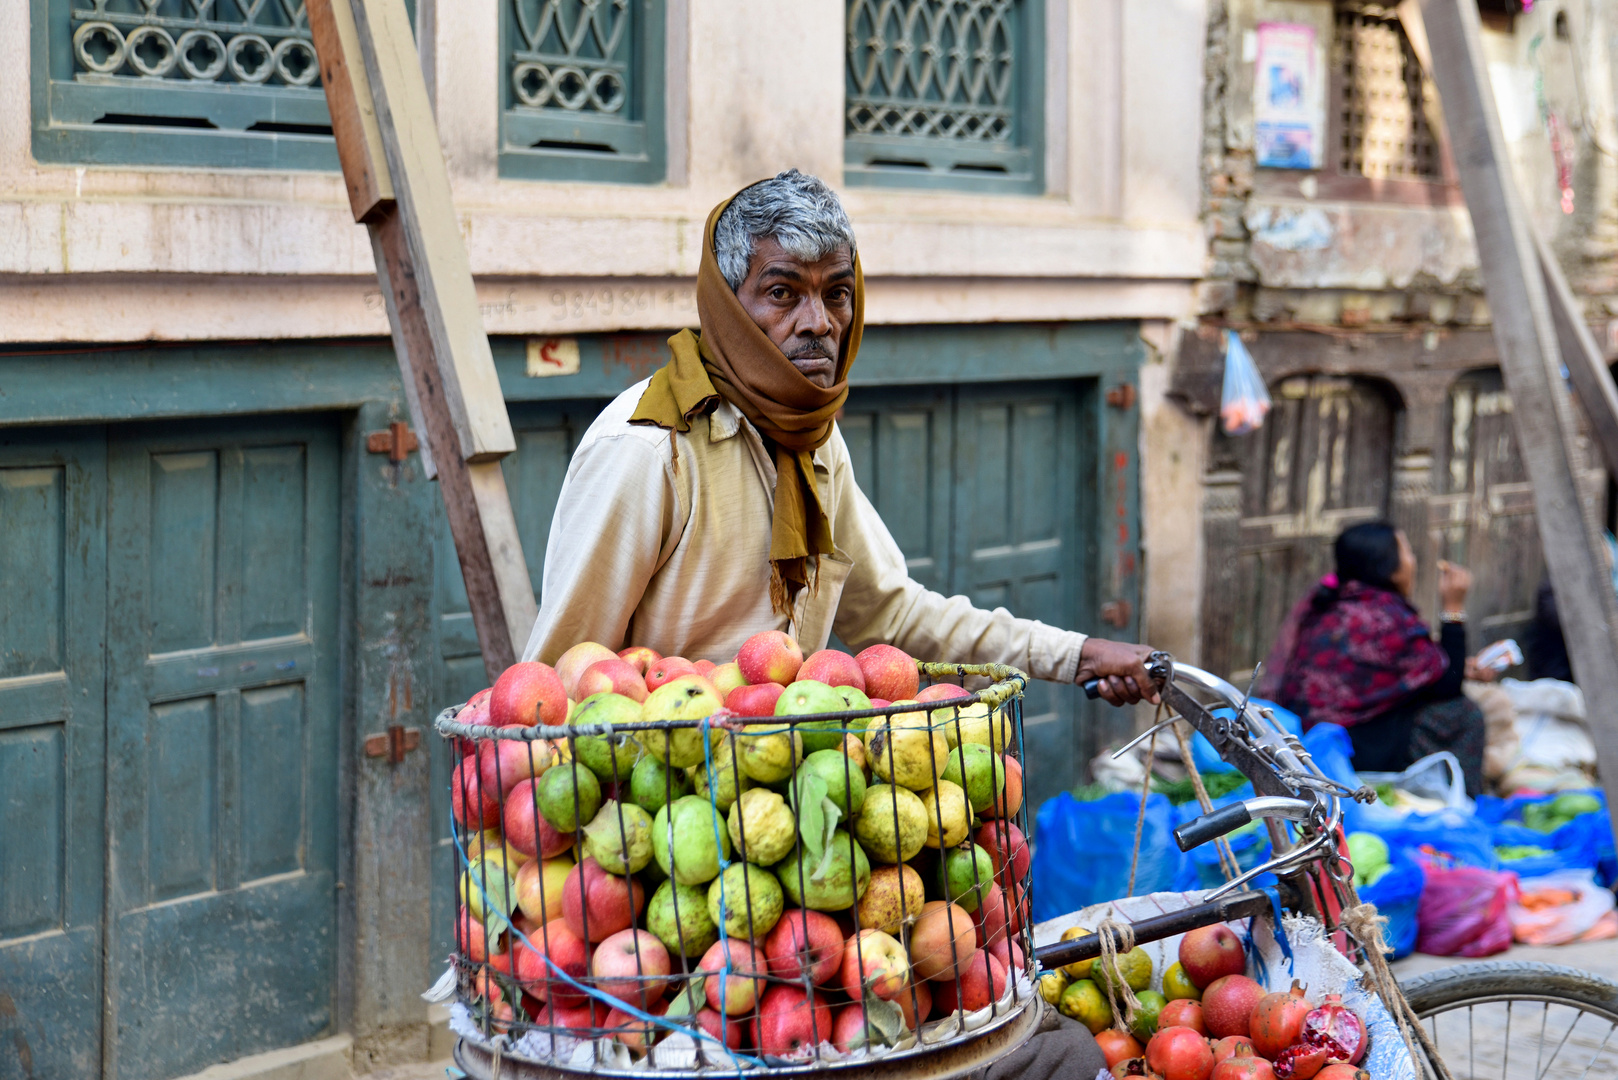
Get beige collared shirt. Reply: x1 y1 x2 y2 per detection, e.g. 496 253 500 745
522 379 1088 681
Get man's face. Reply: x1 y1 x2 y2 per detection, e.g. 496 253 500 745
734 237 855 389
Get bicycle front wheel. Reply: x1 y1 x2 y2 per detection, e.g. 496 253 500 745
1400 960 1618 1079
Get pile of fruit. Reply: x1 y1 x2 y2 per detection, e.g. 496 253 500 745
448 631 1032 1063
1040 923 1372 1079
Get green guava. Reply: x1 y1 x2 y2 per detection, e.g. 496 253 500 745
942 742 1003 813
645 879 718 958
691 735 752 812
629 752 692 816
775 679 854 755
707 862 784 939
852 783 928 864
774 828 871 912
865 710 948 791
641 677 724 767
736 720 804 784
652 795 730 885
790 748 867 818
581 799 654 875
568 692 645 784
728 787 798 866
939 844 996 913
535 760 602 833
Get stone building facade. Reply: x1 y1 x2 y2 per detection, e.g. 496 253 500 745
1143 0 1615 683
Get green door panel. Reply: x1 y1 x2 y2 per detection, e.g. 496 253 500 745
0 428 107 1080
950 381 1089 813
430 399 607 960
104 417 340 1080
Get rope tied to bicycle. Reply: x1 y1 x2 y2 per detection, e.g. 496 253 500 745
1339 897 1456 1080
1094 914 1144 1029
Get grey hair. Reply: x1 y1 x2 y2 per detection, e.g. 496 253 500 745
713 169 856 292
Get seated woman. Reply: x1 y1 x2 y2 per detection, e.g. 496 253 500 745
1259 521 1489 796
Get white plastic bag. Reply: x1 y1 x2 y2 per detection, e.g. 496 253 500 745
1220 329 1272 435
1510 869 1616 946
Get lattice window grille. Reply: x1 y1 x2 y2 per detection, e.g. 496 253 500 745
1333 5 1442 180
68 0 319 89
845 0 1017 144
509 0 632 116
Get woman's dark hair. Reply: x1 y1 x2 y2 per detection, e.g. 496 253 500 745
1335 521 1402 590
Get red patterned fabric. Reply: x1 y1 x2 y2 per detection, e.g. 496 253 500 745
1261 578 1447 729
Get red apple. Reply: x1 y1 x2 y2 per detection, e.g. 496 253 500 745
575 658 650 703
914 682 971 704
502 778 576 859
455 904 496 963
765 908 845 985
693 659 717 676
617 645 662 675
479 736 552 799
491 661 569 727
798 649 866 691
868 699 892 709
561 857 646 943
986 934 1024 973
726 682 786 717
970 883 1009 948
855 644 920 702
591 928 670 1008
537 997 607 1030
985 755 1023 819
709 662 747 699
694 1007 747 1051
513 920 592 1006
735 630 803 687
555 642 619 700
933 949 1007 1015
752 984 832 1059
700 939 769 1016
975 821 1031 889
514 856 573 925
1179 924 1247 988
451 757 500 828
908 901 978 981
602 1002 667 1054
645 656 699 691
840 929 910 1001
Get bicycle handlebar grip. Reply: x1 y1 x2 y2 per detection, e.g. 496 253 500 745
1174 801 1253 852
1081 679 1101 700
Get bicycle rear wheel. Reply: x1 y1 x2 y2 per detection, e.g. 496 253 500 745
1400 961 1618 1079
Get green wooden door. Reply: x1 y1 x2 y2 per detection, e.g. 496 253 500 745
431 400 607 958
0 428 108 1080
841 380 1095 814
104 417 341 1080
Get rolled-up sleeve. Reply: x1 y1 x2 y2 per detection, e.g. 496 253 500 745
522 434 680 665
829 457 1087 682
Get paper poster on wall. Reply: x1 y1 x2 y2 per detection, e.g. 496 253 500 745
1254 22 1325 169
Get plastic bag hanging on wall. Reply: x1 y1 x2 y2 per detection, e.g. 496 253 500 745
1220 330 1272 435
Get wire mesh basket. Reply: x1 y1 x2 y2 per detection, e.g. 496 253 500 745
433 659 1041 1076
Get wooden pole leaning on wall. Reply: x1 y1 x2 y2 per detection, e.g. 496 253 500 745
1419 0 1618 837
309 0 537 681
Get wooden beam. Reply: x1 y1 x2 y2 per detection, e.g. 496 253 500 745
1536 234 1618 479
309 0 536 678
1419 0 1618 834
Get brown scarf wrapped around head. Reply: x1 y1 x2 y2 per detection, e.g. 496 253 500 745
630 188 864 613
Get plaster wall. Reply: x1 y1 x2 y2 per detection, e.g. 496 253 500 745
0 0 1212 343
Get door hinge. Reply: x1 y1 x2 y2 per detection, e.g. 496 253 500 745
1105 383 1137 410
366 421 419 462
1100 600 1133 628
365 724 421 764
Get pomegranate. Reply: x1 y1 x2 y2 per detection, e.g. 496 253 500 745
1111 1059 1155 1079
1146 1025 1216 1080
1301 995 1366 1065
1211 1036 1254 1064
1202 975 1266 1038
1159 998 1205 1034
1314 1066 1369 1080
1096 1029 1146 1067
1272 1042 1331 1079
1211 1045 1277 1080
1178 925 1247 988
1250 980 1314 1059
